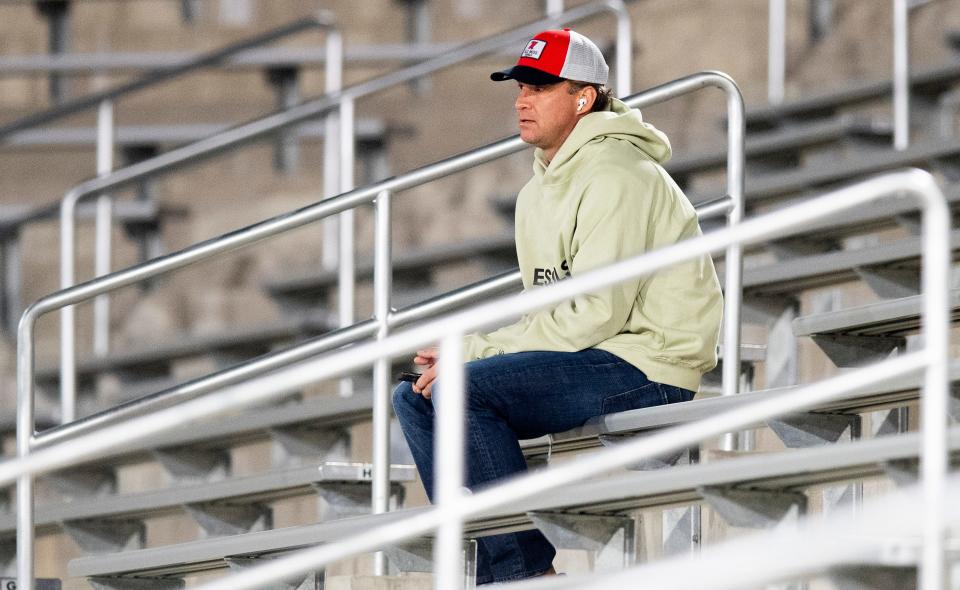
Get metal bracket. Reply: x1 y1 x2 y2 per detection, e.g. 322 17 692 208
0 230 22 334
400 0 432 96
872 407 910 437
662 503 701 557
383 537 477 586
89 578 183 590
179 0 199 23
808 0 835 44
821 481 861 515
743 296 799 388
810 334 905 367
226 556 323 590
853 265 920 299
524 435 553 469
269 426 351 467
120 145 164 274
264 67 302 173
768 236 841 260
45 465 117 500
892 212 922 235
0 539 14 577
767 412 861 448
311 481 406 520
699 486 807 529
765 412 864 517
62 519 145 554
184 502 272 537
827 565 917 590
951 383 960 422
933 154 960 184
151 447 229 484
527 512 635 571
883 458 920 487
34 0 71 103
598 437 698 472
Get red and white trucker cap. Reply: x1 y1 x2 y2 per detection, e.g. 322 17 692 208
491 28 609 86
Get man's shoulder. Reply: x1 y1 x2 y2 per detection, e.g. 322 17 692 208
576 138 664 181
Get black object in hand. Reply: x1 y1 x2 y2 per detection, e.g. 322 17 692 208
397 371 422 383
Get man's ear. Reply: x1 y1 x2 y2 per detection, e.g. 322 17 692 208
580 85 599 113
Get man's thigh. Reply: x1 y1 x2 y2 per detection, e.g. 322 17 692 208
464 348 659 439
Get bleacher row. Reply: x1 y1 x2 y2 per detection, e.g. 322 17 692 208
2 2 960 589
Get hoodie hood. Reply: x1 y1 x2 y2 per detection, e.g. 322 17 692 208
533 97 672 181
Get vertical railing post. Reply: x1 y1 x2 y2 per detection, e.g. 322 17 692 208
322 29 342 271
720 77 746 451
893 0 910 151
1 231 23 334
93 98 115 359
768 0 786 105
372 189 393 576
434 332 466 590
338 96 356 398
16 311 38 590
545 0 564 17
613 2 632 97
60 198 78 425
918 177 950 590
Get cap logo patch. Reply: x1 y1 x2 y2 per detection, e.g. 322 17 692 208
521 39 546 59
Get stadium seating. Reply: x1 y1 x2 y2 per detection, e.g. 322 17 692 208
2 1 959 588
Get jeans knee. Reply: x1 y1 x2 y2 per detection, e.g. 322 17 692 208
392 382 413 413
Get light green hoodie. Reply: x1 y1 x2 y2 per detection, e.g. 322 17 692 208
463 97 723 392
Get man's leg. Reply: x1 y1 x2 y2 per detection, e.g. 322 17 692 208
393 376 555 585
393 348 694 584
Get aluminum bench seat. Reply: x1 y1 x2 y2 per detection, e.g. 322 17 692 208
740 229 960 297
0 462 415 540
0 200 187 236
0 43 516 76
1 120 393 149
744 61 960 131
38 390 375 470
30 337 763 468
34 312 337 393
690 137 960 208
793 289 960 338
265 232 517 307
67 426 960 579
265 219 960 321
666 115 890 180
520 359 960 459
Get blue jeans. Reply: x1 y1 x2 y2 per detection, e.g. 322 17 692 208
391 348 695 585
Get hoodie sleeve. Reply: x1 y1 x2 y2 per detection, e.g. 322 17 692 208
462 161 667 361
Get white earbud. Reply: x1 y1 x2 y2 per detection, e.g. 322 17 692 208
577 97 587 111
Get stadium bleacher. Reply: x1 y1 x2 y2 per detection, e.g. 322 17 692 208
1 0 959 588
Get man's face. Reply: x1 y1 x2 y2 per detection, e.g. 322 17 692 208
515 81 581 158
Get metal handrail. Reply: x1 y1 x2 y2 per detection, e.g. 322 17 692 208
0 12 343 381
507 471 960 590
31 269 524 450
29 194 731 451
20 70 743 586
55 0 634 424
0 14 334 141
766 0 917 150
4 169 949 590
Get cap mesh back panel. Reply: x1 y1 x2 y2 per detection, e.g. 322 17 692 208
561 34 609 84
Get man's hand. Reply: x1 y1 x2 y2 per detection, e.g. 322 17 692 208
412 347 439 398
